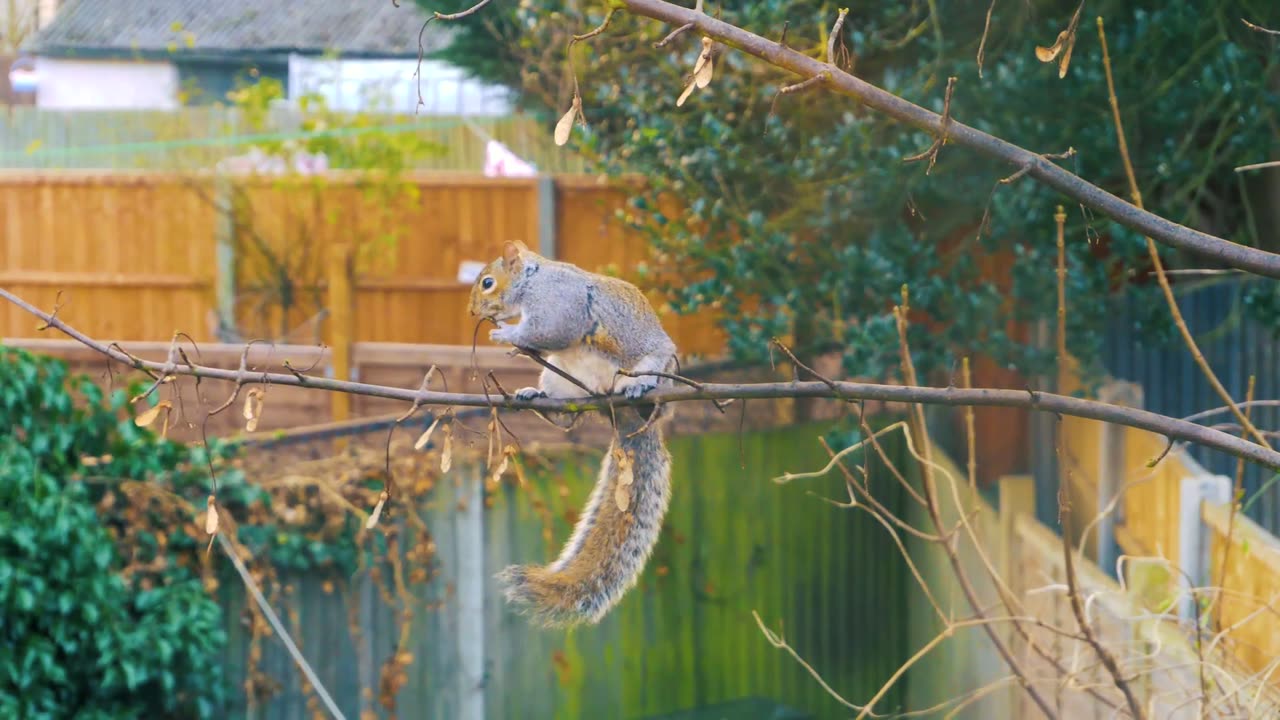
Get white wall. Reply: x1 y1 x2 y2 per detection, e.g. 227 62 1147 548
34 57 178 109
287 55 511 115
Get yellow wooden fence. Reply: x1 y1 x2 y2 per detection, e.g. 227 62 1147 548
0 171 724 355
906 437 1280 717
1057 365 1280 689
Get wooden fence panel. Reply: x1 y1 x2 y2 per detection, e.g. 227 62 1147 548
217 422 916 719
1204 502 1280 685
555 178 725 358
2 171 727 356
1 172 218 340
352 176 539 345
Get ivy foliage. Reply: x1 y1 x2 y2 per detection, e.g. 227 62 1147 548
0 351 226 718
0 346 393 716
429 0 1280 383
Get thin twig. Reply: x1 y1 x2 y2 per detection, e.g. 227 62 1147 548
218 532 347 720
903 76 957 174
827 9 849 66
976 0 997 77
893 287 1058 720
1214 375 1257 632
1098 16 1270 452
1242 18 1280 35
1052 202 1147 720
1234 159 1280 173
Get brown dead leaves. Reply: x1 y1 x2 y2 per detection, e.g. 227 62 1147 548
1036 1 1085 78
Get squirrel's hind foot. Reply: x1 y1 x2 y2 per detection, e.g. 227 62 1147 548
621 380 657 400
515 387 548 401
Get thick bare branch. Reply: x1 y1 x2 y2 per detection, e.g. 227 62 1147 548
3 287 1277 471
618 0 1280 278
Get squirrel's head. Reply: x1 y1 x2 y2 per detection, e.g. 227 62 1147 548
468 240 532 322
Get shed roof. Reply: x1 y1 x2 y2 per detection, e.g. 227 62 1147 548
26 0 451 59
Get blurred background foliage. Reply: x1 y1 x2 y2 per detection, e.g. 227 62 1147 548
0 347 441 715
426 0 1280 384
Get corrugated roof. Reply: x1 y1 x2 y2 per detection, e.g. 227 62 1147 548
26 0 452 57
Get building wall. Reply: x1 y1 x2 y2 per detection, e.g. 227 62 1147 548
176 57 287 105
34 57 178 109
287 55 511 115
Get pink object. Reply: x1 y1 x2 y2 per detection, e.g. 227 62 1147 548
483 139 536 177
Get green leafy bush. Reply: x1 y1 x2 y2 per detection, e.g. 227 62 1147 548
0 440 225 719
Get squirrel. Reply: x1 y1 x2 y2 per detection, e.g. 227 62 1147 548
468 240 678 627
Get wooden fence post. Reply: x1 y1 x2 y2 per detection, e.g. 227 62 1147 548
214 176 236 337
998 474 1035 719
455 463 486 720
328 241 353 428
537 175 557 260
1095 381 1143 571
1176 472 1232 620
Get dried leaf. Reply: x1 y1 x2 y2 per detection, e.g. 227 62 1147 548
491 455 510 484
242 387 265 432
441 424 454 473
615 483 631 513
511 453 528 487
134 400 172 427
487 412 498 468
554 95 581 146
205 495 219 535
1034 0 1084 78
694 36 715 89
677 79 698 107
413 417 441 451
617 449 635 487
366 491 389 529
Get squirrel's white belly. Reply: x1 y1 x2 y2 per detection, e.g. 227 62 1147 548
548 346 625 395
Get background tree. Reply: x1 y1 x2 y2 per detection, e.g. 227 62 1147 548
426 0 1280 388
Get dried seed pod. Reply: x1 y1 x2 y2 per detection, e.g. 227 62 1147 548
413 417 441 451
441 424 454 473
243 388 265 432
554 94 582 146
366 490 389 529
205 495 219 535
134 400 171 427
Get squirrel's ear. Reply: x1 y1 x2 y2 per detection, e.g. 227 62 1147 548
502 241 526 268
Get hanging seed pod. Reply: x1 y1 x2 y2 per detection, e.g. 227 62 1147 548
366 490 389 529
441 423 454 474
413 417 441 451
134 400 171 427
205 495 219 535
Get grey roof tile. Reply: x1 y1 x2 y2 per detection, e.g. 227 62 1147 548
26 0 452 57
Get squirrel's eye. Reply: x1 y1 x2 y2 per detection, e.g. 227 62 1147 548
481 276 495 290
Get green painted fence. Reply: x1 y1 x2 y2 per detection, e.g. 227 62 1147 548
218 420 915 719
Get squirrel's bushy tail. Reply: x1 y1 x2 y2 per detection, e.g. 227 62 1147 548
497 409 671 627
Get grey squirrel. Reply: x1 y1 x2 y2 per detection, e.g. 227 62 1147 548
468 240 678 627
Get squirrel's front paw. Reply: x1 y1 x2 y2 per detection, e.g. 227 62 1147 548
489 325 518 345
622 380 657 400
515 387 547 401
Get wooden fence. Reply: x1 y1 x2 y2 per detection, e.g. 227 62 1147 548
0 170 726 355
0 107 584 173
216 421 917 719
1056 368 1280 694
906 438 1280 718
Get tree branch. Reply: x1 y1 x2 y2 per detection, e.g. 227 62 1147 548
617 0 1280 278
4 287 1276 471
